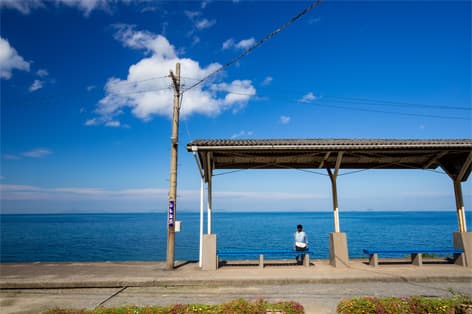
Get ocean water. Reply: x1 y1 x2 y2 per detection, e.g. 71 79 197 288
0 211 469 262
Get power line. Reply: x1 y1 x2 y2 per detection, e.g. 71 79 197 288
321 96 470 111
311 102 469 120
184 86 469 120
179 77 470 112
105 76 169 88
182 0 322 94
107 86 172 96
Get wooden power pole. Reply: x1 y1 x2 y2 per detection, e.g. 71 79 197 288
166 63 181 270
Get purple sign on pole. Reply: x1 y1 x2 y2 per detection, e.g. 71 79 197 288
168 200 175 227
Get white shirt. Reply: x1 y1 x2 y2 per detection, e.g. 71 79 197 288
294 231 308 246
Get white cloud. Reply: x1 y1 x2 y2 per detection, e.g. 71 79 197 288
0 184 170 201
210 80 256 107
261 76 273 86
222 37 256 50
201 1 209 9
185 10 215 31
21 148 52 158
222 38 235 50
29 79 43 92
184 10 200 19
113 24 176 57
195 18 216 30
140 6 158 13
85 118 98 126
90 25 256 125
0 183 328 202
36 69 48 77
0 0 44 14
192 36 201 46
280 115 291 124
0 0 119 16
105 120 121 127
0 37 30 79
235 37 256 49
299 92 316 103
214 191 326 200
61 0 112 16
3 148 52 160
87 85 96 91
0 184 42 191
231 130 254 139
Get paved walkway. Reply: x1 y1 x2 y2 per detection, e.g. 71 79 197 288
1 260 471 313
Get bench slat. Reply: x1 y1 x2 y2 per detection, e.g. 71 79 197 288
363 248 464 255
218 249 314 256
363 248 465 267
217 249 313 269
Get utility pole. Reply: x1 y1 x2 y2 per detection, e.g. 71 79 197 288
166 63 181 270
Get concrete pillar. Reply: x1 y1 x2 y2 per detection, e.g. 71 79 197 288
202 234 217 270
207 152 213 234
411 253 422 266
453 232 472 268
329 232 349 268
454 181 467 232
199 177 204 267
327 152 343 233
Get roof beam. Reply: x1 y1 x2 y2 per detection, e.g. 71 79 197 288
192 152 204 179
457 151 472 182
423 151 448 169
318 152 331 168
202 152 212 183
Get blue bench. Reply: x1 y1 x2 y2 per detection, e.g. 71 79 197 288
363 248 465 267
217 249 315 268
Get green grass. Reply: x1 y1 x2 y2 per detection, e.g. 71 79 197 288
44 298 305 314
337 289 472 314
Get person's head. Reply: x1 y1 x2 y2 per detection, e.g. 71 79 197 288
297 224 303 231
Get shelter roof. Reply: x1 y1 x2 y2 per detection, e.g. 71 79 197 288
187 139 472 182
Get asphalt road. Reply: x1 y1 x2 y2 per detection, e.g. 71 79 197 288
2 281 471 314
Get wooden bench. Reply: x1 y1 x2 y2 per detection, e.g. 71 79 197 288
363 248 465 267
217 249 315 268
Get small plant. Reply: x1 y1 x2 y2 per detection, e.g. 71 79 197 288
337 291 472 314
44 298 305 314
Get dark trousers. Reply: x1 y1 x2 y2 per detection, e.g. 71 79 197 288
295 246 307 263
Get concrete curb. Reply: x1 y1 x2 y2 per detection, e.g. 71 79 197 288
2 275 471 289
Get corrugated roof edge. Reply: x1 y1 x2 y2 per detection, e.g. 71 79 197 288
187 138 472 149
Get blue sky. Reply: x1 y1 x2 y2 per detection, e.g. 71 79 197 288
0 0 471 214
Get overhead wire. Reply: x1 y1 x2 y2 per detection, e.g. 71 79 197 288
179 86 194 141
106 86 172 96
321 96 470 111
182 0 322 94
184 86 470 120
310 102 469 120
104 75 170 88
174 77 470 120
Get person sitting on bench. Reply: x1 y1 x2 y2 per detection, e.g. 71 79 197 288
294 224 308 265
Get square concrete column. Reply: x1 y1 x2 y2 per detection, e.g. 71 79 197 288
202 234 217 270
329 232 349 268
453 232 472 268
